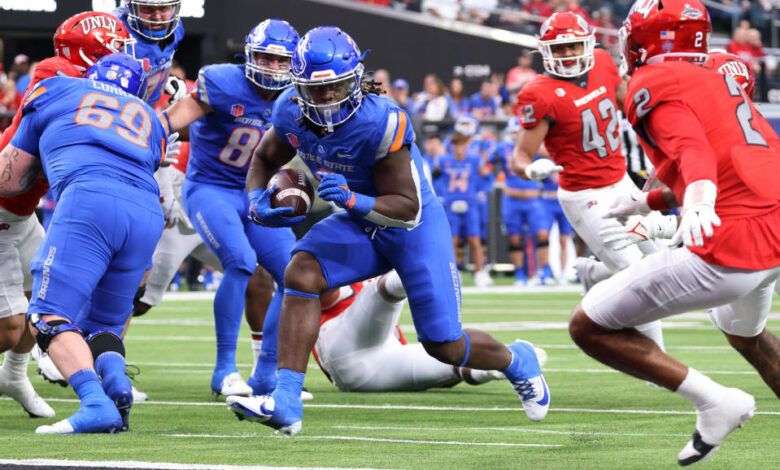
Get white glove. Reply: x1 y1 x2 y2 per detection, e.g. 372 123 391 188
160 195 177 228
164 75 187 104
670 180 721 247
162 132 181 167
602 191 651 220
524 159 563 181
600 212 678 250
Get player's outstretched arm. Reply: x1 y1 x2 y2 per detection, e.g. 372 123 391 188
511 120 551 179
159 95 212 135
247 127 297 194
0 144 41 197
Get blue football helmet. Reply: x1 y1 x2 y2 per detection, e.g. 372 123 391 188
123 0 181 41
291 26 365 131
245 19 300 90
454 113 479 138
87 53 148 97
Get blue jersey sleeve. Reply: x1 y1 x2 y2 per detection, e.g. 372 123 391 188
195 65 233 113
373 107 414 160
270 87 298 149
10 81 55 156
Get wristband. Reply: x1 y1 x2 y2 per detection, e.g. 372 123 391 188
346 192 375 217
646 188 670 211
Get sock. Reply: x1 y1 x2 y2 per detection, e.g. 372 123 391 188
213 267 251 373
276 368 304 400
500 349 522 382
172 269 182 287
543 264 553 279
203 269 214 286
635 320 666 351
94 352 130 400
1 350 29 377
676 368 727 411
458 367 498 385
250 353 278 395
69 368 105 404
260 289 282 362
250 331 263 368
383 270 406 299
514 268 526 282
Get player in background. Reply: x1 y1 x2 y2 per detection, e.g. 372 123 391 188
494 117 550 286
0 53 167 434
0 11 135 419
438 114 492 287
569 0 780 464
228 26 549 436
511 11 665 351
160 19 299 397
113 0 184 108
541 170 574 284
315 270 546 391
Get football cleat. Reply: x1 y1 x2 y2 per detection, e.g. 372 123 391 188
300 387 314 401
677 388 755 466
35 398 122 434
506 340 550 422
33 347 67 387
227 393 302 436
212 371 253 398
131 385 148 402
474 270 493 288
0 367 55 418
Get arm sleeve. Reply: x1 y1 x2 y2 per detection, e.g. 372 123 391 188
195 66 221 108
644 101 718 185
374 108 413 161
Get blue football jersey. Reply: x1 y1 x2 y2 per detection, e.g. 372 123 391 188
494 141 540 191
437 153 483 204
272 89 435 214
11 77 166 200
114 6 184 107
187 64 276 189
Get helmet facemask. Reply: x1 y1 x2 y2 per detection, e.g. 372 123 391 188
125 0 181 41
293 63 365 133
244 46 293 91
539 34 595 78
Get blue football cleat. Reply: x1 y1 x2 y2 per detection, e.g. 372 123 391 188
227 392 302 436
35 397 122 434
506 340 550 422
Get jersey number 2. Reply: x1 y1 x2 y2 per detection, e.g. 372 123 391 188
74 93 151 147
725 75 768 147
581 98 620 158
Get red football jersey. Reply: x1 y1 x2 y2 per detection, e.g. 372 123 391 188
0 56 82 216
516 48 626 191
626 61 780 270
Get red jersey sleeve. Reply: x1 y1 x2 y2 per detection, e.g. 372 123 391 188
515 82 552 129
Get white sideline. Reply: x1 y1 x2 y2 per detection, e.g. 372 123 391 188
5 397 779 415
164 434 562 447
0 460 386 470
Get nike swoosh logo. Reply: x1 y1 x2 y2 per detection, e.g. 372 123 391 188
336 152 351 158
536 378 550 406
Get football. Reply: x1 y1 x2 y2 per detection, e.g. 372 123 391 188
268 169 315 217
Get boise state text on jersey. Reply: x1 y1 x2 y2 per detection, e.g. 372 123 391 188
187 64 276 189
272 88 435 220
113 6 184 106
11 76 166 200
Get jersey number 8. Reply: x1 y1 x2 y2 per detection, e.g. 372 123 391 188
218 127 263 168
75 93 151 148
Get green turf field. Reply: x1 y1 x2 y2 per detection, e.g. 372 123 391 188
2 289 778 469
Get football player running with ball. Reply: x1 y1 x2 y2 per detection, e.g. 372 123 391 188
569 0 780 465
227 26 549 436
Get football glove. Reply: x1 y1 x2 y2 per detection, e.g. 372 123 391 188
161 132 181 167
247 186 305 227
316 171 374 215
159 195 177 228
524 159 563 181
600 212 678 251
603 191 651 220
164 75 187 104
671 180 721 247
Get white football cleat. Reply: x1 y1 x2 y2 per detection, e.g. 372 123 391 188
474 270 493 288
34 348 67 387
677 388 755 466
300 388 314 401
215 372 253 398
0 367 55 418
131 386 148 402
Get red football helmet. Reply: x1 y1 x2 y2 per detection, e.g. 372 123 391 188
538 12 595 78
703 50 756 100
53 12 136 71
619 0 711 76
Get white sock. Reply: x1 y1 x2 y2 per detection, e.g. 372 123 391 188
635 320 665 351
250 331 263 367
459 367 498 385
383 270 407 299
1 351 30 377
675 368 727 411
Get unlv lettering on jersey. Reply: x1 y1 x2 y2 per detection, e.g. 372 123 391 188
80 16 118 35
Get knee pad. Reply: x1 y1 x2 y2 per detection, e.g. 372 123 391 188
536 240 550 248
508 243 524 253
86 329 125 360
28 314 82 352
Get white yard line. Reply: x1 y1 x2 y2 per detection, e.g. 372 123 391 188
333 425 690 437
0 459 387 470
7 397 778 415
163 433 561 447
